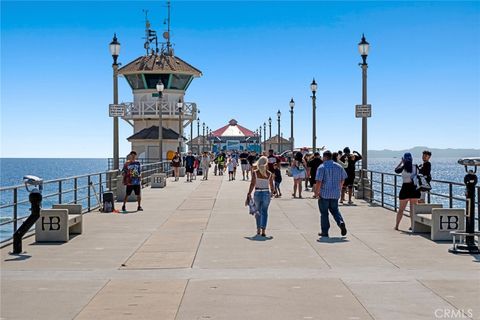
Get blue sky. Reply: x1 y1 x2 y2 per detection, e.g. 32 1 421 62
1 1 479 158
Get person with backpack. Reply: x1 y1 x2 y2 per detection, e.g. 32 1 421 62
121 151 143 212
394 152 421 231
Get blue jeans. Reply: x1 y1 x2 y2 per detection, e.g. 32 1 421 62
254 191 271 229
318 198 344 235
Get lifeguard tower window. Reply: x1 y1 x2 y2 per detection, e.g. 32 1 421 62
125 74 145 90
144 74 170 89
170 74 191 90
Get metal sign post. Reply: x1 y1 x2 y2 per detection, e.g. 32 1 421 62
355 104 372 118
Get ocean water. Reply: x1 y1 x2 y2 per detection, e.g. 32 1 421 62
0 159 108 242
0 157 477 242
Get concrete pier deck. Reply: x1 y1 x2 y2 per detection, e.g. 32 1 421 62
1 169 479 320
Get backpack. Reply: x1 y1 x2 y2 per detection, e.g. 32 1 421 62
414 165 432 192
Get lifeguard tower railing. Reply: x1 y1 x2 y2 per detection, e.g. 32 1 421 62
122 101 197 120
0 161 171 246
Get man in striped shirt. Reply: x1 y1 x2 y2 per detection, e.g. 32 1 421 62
314 150 348 238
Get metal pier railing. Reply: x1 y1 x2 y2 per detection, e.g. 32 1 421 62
0 161 171 245
359 169 480 219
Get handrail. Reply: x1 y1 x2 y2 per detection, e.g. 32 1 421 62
358 169 479 220
0 161 172 244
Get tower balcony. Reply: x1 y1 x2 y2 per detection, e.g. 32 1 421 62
122 101 197 120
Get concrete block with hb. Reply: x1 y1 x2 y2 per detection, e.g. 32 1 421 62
413 204 465 241
35 204 83 242
151 173 167 188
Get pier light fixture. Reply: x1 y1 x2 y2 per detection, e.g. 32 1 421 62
310 78 317 153
358 34 370 198
202 122 206 153
277 110 281 153
197 117 200 154
268 117 272 140
110 33 121 170
289 98 295 155
109 33 121 65
177 99 183 153
358 33 370 65
156 79 165 162
156 80 165 97
263 122 266 152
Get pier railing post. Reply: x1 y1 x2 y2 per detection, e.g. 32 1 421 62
381 173 384 207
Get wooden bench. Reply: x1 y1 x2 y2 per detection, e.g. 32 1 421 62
35 204 83 242
413 205 465 241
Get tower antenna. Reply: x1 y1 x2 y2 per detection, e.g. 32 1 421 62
167 1 171 53
143 9 150 55
162 1 172 55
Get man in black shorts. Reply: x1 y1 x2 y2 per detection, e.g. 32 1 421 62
122 151 143 212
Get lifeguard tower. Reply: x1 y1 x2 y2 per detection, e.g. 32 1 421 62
118 8 201 160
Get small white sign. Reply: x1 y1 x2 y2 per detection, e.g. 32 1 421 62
109 104 126 117
355 104 372 118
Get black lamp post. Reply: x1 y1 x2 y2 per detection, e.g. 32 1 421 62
177 98 183 153
202 122 205 153
109 34 120 170
156 80 164 161
277 110 281 153
310 78 317 153
206 126 209 151
268 117 272 140
197 116 200 154
289 98 295 153
263 122 266 152
358 34 370 176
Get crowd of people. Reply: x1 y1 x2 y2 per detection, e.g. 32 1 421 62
120 147 433 238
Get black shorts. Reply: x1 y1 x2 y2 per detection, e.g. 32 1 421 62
399 182 421 200
126 185 141 196
186 166 194 173
344 176 355 187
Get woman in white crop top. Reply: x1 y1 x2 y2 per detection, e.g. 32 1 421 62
246 156 275 237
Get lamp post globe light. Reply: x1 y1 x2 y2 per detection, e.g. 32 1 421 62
358 34 370 198
156 80 165 162
109 33 121 170
289 98 295 156
310 78 318 153
277 110 281 153
177 98 183 153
